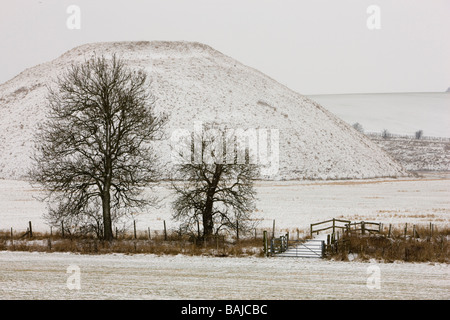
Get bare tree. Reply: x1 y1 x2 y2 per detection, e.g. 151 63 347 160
352 122 364 134
29 54 167 240
170 123 259 242
415 130 423 140
382 129 391 139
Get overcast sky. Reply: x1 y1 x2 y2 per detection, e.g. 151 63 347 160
1 0 449 95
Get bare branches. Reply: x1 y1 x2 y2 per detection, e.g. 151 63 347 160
29 54 166 240
170 123 259 242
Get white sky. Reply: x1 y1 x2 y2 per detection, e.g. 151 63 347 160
1 0 449 94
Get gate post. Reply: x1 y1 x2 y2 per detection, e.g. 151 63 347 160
28 221 33 238
286 232 289 250
263 231 268 256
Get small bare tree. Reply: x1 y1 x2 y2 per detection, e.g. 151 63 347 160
29 54 167 240
170 123 259 242
382 129 391 139
415 130 423 140
352 122 364 134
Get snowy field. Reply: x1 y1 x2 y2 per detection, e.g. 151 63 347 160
0 251 449 300
1 172 449 235
0 173 449 300
308 93 450 138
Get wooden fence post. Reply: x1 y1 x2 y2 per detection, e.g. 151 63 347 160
388 224 392 238
263 231 268 256
28 221 33 238
321 241 325 257
164 220 167 241
148 227 151 240
272 219 275 238
134 220 137 239
286 232 289 250
61 221 65 238
10 227 13 247
361 221 365 235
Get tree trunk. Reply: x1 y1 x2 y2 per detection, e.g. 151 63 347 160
203 194 214 241
202 164 222 242
102 187 114 241
102 110 114 241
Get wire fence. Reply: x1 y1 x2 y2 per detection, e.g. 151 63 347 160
365 132 450 142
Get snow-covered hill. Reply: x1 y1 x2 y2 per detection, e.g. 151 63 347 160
0 41 408 180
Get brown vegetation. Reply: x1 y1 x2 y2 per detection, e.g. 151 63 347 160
328 225 449 263
0 230 264 257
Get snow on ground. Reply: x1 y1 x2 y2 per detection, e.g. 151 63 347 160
0 251 448 299
1 172 449 235
369 136 450 172
308 93 450 138
0 172 449 300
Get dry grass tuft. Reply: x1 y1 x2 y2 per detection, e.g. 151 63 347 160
328 225 449 263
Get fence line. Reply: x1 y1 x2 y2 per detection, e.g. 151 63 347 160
310 218 351 236
365 132 450 142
